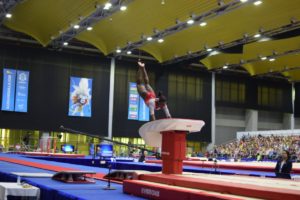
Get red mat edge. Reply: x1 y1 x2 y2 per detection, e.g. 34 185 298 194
146 160 300 173
123 179 243 200
139 174 300 200
0 156 122 184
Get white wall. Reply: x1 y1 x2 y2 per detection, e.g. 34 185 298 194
214 107 290 145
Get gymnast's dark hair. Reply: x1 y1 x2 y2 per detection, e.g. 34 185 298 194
157 91 167 103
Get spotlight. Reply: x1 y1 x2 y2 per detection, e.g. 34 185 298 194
120 5 127 11
269 58 275 62
260 56 267 60
199 22 207 27
5 13 12 18
73 25 80 29
87 26 93 31
146 37 153 41
187 19 194 25
116 48 121 53
175 19 181 24
104 2 112 10
254 33 261 38
63 42 68 46
254 0 262 6
223 65 228 69
205 45 213 52
161 0 165 5
240 0 248 2
158 38 164 43
126 51 132 55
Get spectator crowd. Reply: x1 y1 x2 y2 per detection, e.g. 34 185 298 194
211 135 300 162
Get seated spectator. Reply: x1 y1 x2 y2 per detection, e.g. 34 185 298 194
275 150 293 179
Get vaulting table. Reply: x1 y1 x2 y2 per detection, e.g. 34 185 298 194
139 118 205 174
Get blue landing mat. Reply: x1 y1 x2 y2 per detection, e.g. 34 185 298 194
0 154 144 200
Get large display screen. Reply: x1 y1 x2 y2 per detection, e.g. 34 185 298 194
128 82 149 121
68 77 92 117
61 144 75 153
96 143 113 157
15 70 30 112
1 68 16 111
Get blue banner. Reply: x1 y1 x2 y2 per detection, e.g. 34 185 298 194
68 77 92 117
128 82 139 120
138 96 150 121
15 70 30 112
1 68 16 111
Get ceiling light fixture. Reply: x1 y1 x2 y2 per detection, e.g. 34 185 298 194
187 19 194 25
120 5 127 11
223 65 228 69
63 42 68 46
73 25 80 29
199 22 207 27
269 58 275 62
261 56 267 60
87 27 93 31
146 37 153 41
127 51 132 55
254 33 261 38
161 0 165 5
240 0 248 2
158 38 164 43
116 48 121 53
254 0 262 6
5 13 12 18
104 2 112 10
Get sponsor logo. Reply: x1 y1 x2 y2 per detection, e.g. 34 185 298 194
141 188 160 197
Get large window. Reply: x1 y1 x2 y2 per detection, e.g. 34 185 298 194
257 86 283 107
168 73 203 102
216 80 245 103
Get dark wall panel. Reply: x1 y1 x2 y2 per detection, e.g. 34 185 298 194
0 44 110 136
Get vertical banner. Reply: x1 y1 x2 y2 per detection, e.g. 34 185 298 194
15 70 30 112
138 96 150 121
128 82 139 120
1 68 16 111
68 77 92 117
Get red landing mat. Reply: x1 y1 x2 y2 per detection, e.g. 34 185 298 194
123 179 244 200
138 174 300 200
146 160 300 174
0 157 122 183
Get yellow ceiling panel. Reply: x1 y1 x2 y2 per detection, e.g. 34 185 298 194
200 53 242 70
242 54 300 75
76 0 231 55
243 36 300 59
282 70 300 81
4 0 105 46
141 0 300 62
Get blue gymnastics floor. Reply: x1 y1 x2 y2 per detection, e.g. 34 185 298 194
0 153 144 200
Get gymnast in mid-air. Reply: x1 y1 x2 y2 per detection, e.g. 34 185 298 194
136 60 171 121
